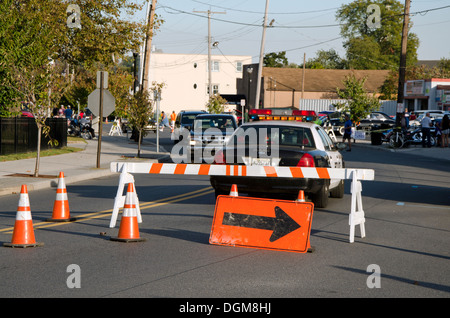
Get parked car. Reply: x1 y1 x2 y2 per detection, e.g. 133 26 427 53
357 111 395 131
210 121 345 208
189 114 238 162
171 110 207 143
327 111 347 135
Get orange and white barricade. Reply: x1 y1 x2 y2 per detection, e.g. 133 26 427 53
109 162 374 243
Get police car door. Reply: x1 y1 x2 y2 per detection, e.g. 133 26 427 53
315 126 343 188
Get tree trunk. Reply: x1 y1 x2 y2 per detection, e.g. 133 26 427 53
137 129 142 158
34 125 42 177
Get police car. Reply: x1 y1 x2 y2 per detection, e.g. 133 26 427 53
210 120 345 208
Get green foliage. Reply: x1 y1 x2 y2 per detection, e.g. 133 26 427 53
336 0 419 70
304 49 347 69
336 75 380 122
206 94 227 114
264 51 289 68
126 90 153 132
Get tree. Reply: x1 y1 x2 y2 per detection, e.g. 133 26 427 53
438 57 450 71
304 49 348 69
0 0 69 176
263 51 289 68
206 94 227 114
336 75 380 122
0 0 149 175
126 90 153 157
336 0 419 70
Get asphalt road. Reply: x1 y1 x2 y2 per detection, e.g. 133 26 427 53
0 139 449 302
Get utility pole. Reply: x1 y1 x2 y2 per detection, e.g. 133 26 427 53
142 0 157 93
396 0 410 127
193 9 226 100
301 53 306 100
255 0 270 109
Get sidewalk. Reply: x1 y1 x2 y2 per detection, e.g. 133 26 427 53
0 130 448 197
0 132 170 197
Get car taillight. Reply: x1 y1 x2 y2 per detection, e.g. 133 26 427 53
213 149 226 164
297 153 315 167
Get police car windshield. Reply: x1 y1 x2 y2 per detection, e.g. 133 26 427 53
194 116 236 131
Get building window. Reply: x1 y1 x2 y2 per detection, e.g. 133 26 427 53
207 84 219 95
236 61 243 72
211 60 219 72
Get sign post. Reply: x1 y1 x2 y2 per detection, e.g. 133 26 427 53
88 71 116 168
97 71 105 168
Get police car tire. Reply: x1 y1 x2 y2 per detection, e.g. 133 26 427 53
311 182 329 209
330 179 344 198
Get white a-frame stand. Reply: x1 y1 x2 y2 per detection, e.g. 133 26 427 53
109 164 141 228
349 171 366 243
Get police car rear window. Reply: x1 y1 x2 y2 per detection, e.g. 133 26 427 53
232 125 315 148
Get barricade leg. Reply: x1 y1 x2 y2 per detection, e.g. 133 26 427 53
110 163 141 228
349 171 366 243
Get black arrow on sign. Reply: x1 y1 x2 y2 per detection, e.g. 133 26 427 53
222 206 301 242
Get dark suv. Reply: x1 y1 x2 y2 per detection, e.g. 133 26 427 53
171 110 207 143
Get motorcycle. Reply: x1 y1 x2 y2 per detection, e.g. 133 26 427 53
80 121 94 140
67 119 81 137
403 127 436 147
385 127 436 148
67 119 95 140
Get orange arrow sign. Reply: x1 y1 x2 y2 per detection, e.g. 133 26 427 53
209 196 314 253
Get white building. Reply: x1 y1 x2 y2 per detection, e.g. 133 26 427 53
404 78 450 112
146 52 252 114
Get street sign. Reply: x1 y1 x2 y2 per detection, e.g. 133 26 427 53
87 88 115 117
209 195 314 253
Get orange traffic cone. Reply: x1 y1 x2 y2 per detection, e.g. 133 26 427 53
296 190 306 202
110 183 145 242
46 172 76 222
4 185 43 248
229 184 238 197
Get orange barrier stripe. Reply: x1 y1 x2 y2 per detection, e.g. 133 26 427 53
289 167 304 178
198 164 211 175
149 163 163 174
316 168 330 179
226 165 231 176
174 164 187 175
242 165 247 176
264 166 278 177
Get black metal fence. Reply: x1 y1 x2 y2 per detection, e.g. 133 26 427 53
0 117 67 156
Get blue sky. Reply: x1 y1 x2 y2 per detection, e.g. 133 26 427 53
133 0 450 65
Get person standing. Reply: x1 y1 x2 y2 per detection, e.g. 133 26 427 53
343 114 352 152
170 111 177 132
64 105 73 120
160 111 170 131
421 112 432 148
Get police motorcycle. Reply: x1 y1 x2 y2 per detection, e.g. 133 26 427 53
67 117 95 140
